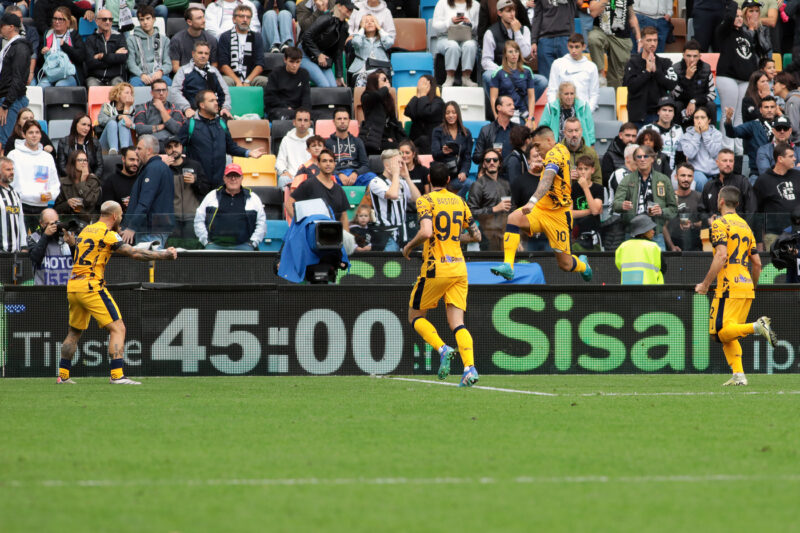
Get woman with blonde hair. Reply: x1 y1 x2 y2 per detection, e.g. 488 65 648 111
98 82 136 155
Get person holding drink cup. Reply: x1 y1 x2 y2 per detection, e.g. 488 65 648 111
7 119 60 217
54 151 101 222
467 148 512 250
163 136 210 247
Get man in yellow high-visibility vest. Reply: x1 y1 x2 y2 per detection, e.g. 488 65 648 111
615 214 665 284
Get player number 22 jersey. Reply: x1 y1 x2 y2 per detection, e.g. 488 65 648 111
710 213 756 298
541 143 572 210
416 189 473 278
66 221 124 293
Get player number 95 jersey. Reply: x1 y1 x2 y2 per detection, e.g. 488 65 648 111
416 189 473 278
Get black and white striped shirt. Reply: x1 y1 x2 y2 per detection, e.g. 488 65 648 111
0 185 25 252
368 174 411 243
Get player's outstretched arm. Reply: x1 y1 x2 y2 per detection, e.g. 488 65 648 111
115 244 178 261
461 222 481 243
523 169 555 214
695 244 727 294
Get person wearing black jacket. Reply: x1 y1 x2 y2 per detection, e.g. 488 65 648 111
753 142 800 250
2 5 39 85
164 136 210 248
84 9 128 86
36 7 86 86
101 146 139 212
699 148 757 225
32 0 93 36
359 71 406 155
622 26 677 127
670 40 716 127
263 46 311 120
473 95 514 180
27 208 77 286
477 0 529 43
325 107 370 180
431 101 474 189
56 114 103 178
0 12 32 148
299 0 354 88
601 122 637 184
404 75 444 155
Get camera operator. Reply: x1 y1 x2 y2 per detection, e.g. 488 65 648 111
27 208 77 286
772 206 800 283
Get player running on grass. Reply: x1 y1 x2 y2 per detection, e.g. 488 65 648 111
491 126 593 282
57 201 178 385
695 186 777 386
403 162 482 387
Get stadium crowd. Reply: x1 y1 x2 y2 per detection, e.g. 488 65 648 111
2 0 800 282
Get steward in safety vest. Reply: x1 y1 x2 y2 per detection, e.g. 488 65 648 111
615 214 665 284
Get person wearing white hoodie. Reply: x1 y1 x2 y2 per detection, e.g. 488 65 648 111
547 33 600 111
276 109 314 189
348 0 396 44
8 120 59 216
204 0 261 38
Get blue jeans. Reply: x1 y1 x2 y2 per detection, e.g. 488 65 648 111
300 55 336 87
130 74 172 87
383 237 401 252
633 14 670 53
99 120 134 152
262 9 294 46
206 242 254 251
578 13 593 47
693 171 710 191
36 75 77 87
135 232 171 249
537 35 569 81
481 71 547 104
0 95 28 147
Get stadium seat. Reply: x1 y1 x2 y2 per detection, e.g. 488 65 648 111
419 0 437 20
418 154 433 166
48 119 73 142
594 120 622 158
463 120 488 141
441 87 485 122
615 86 628 123
26 86 44 121
234 154 278 186
166 17 185 38
532 93 549 123
259 219 289 251
44 87 86 122
595 87 617 121
396 86 416 124
133 86 152 107
88 86 114 124
228 86 264 117
132 16 166 36
310 87 353 120
270 119 294 155
783 53 793 69
228 119 271 153
343 185 367 220
665 17 686 53
700 53 719 77
392 18 428 51
354 86 396 123
38 120 47 135
262 53 285 76
391 52 434 88
78 18 97 37
656 53 682 65
315 119 358 138
249 186 284 219
368 155 384 174
773 53 782 71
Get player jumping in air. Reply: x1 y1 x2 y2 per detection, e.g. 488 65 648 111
491 126 593 282
403 162 482 387
57 201 178 385
695 186 777 386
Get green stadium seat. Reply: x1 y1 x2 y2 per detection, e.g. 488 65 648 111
784 53 793 69
228 86 265 118
343 185 367 220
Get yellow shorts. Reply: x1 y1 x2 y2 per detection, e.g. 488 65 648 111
409 275 468 311
67 289 122 330
524 205 572 254
709 297 752 341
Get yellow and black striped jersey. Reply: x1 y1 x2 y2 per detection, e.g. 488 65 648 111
710 213 756 298
540 143 572 210
416 189 473 278
66 221 124 293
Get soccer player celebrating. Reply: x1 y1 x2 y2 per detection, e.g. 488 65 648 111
491 126 593 281
57 201 178 385
403 162 482 387
695 186 777 386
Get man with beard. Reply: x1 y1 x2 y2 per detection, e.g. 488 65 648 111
663 162 703 251
601 121 638 184
756 116 800 175
57 201 178 385
101 147 139 212
699 148 757 225
563 117 601 184
724 96 778 180
165 136 209 247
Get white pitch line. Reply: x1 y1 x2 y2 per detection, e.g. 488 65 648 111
378 376 557 396
4 474 800 489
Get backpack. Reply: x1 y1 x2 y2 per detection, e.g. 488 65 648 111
186 116 228 142
38 31 76 84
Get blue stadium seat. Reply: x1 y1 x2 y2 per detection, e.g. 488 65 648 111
391 52 434 88
79 18 97 37
38 120 47 135
260 220 289 251
419 0 437 20
463 120 489 142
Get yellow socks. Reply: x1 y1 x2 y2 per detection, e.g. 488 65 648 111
722 341 744 374
412 317 445 351
59 358 71 381
110 358 124 380
570 255 587 273
454 325 474 368
718 323 755 344
502 225 521 266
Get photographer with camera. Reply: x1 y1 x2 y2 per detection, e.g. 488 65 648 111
27 208 78 286
771 206 800 283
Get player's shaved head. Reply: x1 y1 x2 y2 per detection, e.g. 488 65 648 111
532 126 555 140
718 186 740 209
100 201 123 217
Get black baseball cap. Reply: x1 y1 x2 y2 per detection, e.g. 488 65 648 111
656 96 676 110
741 0 762 8
165 135 182 145
336 0 358 11
773 116 792 130
0 12 22 29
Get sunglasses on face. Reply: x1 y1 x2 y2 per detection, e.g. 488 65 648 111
635 155 651 160
484 157 499 163
76 159 88 162
96 17 113 21
52 17 68 21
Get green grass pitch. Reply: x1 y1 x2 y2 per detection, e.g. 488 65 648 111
2 374 799 532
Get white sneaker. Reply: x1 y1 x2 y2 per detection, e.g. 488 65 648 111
110 376 142 385
754 316 777 347
599 76 608 87
462 78 478 87
442 76 455 87
722 373 748 386
56 377 77 384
